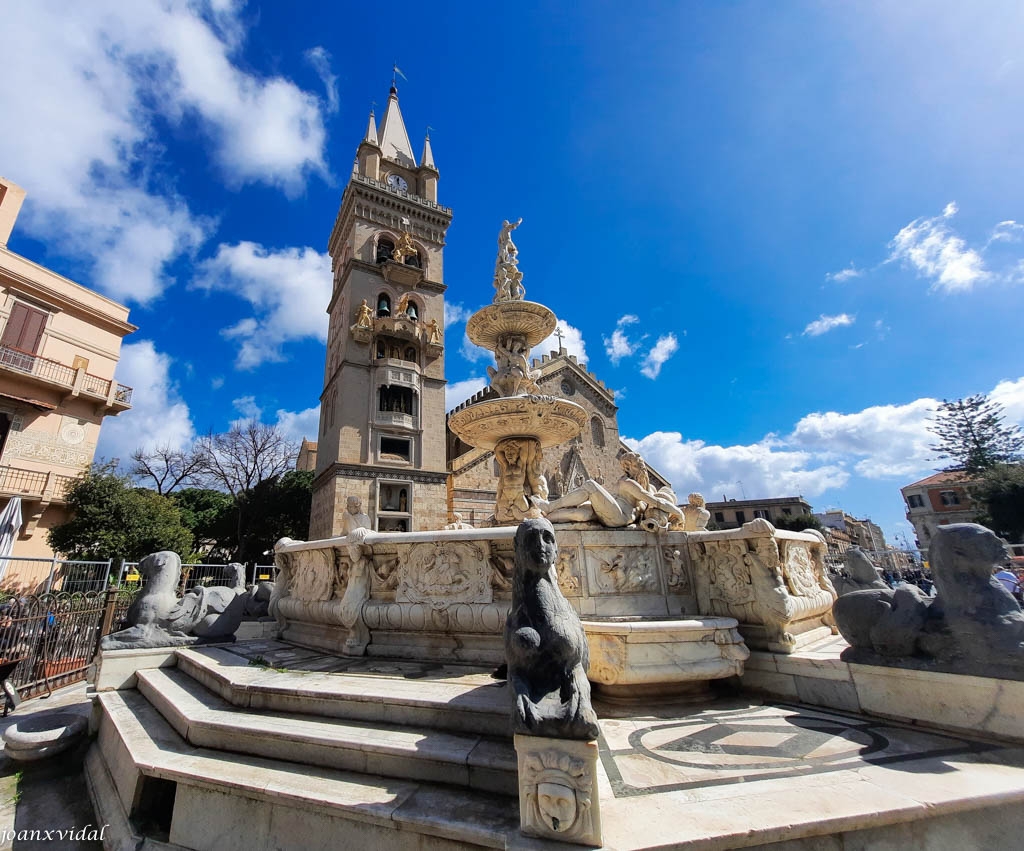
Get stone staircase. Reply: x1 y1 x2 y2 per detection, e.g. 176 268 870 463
85 645 544 851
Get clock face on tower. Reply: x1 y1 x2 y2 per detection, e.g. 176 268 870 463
387 173 409 192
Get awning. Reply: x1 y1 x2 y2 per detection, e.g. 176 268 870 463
0 391 57 412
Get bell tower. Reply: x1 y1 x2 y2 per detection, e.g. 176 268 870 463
310 83 452 537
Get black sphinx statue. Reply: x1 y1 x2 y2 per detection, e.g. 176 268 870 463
504 518 600 740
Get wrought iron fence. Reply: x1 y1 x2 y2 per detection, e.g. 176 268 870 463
0 590 117 699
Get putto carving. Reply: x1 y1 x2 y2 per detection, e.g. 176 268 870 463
589 548 658 594
662 546 691 593
397 540 491 607
556 550 581 596
681 492 711 532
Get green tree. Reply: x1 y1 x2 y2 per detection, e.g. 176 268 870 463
47 464 193 561
773 514 824 533
929 394 1024 475
234 470 313 564
171 488 236 560
976 464 1024 542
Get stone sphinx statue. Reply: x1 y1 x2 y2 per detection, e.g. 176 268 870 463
833 523 1024 678
833 546 888 597
505 518 600 740
101 552 248 650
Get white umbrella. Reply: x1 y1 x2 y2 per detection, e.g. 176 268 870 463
0 497 23 583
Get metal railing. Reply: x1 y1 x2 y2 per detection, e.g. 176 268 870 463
0 344 76 385
0 343 132 404
0 466 48 497
0 555 114 594
81 372 109 396
0 590 111 699
120 561 246 593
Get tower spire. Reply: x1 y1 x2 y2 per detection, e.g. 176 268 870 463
378 74 415 168
363 106 378 146
421 129 436 170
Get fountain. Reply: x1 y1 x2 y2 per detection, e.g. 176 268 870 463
448 219 588 525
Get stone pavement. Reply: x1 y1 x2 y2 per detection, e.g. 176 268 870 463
0 682 100 851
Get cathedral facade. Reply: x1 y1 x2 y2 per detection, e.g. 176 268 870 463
311 86 668 535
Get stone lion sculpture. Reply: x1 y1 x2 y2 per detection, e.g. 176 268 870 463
833 523 1024 677
504 518 600 740
101 552 248 650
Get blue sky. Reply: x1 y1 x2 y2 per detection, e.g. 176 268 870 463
3 0 1024 546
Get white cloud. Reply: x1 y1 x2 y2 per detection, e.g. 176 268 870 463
531 319 589 364
989 377 1024 427
444 302 475 327
803 313 855 337
96 341 195 461
602 314 644 365
194 241 331 369
826 265 863 283
460 332 493 363
0 1 328 304
273 406 321 445
304 47 339 114
625 432 850 501
640 333 678 379
987 220 1024 246
888 202 989 293
788 398 938 479
232 396 262 422
446 377 488 412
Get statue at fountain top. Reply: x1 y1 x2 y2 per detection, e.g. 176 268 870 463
493 218 526 303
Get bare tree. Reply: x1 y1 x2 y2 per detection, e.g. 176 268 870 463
193 421 298 497
130 444 206 495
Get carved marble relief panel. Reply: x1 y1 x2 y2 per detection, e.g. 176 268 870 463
585 546 659 595
288 549 335 602
396 540 492 608
782 543 821 598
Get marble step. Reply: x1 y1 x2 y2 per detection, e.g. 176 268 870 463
174 646 512 737
94 689 526 851
136 666 518 796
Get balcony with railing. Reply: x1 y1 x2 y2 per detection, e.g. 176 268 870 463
0 344 132 410
0 465 77 503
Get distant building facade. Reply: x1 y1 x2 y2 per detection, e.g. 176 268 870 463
0 176 135 582
901 471 980 555
704 496 812 530
815 510 887 552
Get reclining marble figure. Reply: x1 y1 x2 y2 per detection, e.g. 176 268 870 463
833 523 1024 678
542 451 683 531
505 518 600 740
101 552 248 650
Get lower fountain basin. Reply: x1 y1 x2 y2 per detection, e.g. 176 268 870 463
582 616 749 701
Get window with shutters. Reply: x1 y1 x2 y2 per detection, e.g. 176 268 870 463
1 302 48 354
